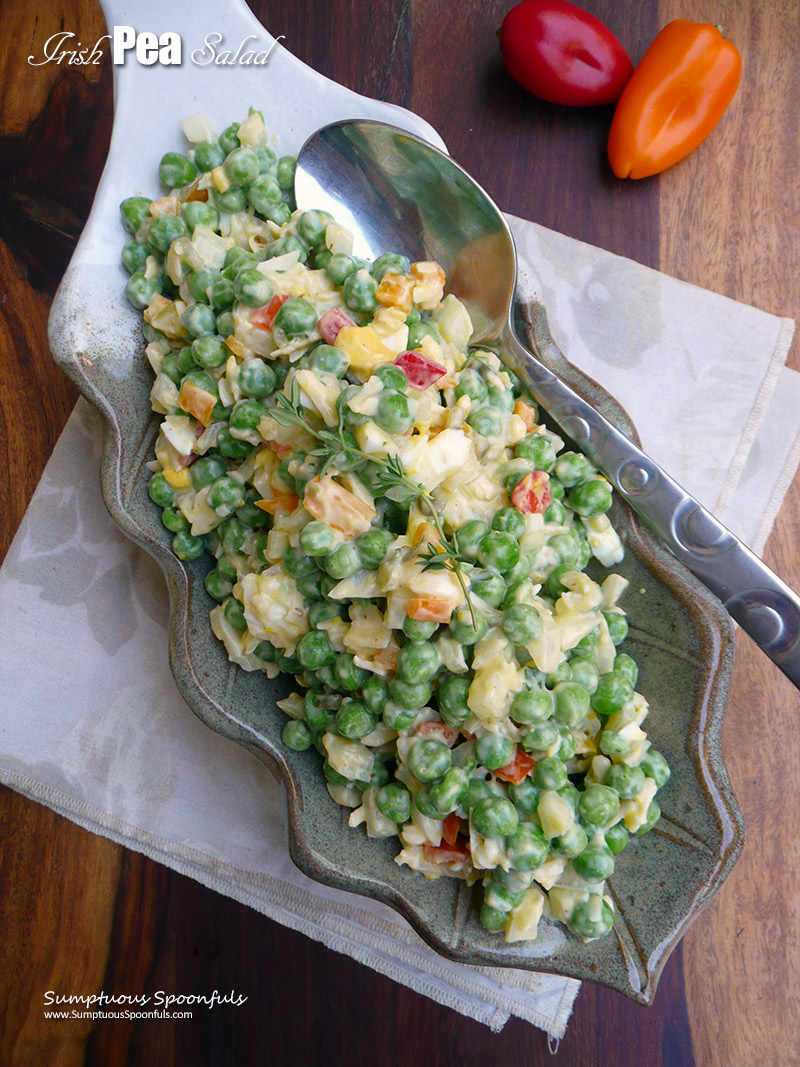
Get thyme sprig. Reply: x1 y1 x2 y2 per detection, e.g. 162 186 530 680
270 381 476 624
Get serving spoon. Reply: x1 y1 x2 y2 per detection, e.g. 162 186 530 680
295 119 800 688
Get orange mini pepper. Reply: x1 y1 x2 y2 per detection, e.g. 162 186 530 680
608 20 742 179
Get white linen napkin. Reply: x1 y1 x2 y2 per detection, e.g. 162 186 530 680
0 215 796 1039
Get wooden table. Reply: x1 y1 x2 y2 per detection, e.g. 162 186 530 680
2 1 798 1063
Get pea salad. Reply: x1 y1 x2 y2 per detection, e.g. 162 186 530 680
121 109 671 946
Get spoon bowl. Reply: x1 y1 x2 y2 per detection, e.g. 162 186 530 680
297 119 800 687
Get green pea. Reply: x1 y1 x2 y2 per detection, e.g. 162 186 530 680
309 344 349 378
407 738 452 783
217 517 247 553
371 252 410 281
148 472 174 507
253 144 277 174
333 652 368 692
382 701 417 730
613 653 639 688
372 364 408 394
350 530 390 572
343 268 378 314
234 268 274 308
322 759 349 787
279 719 311 752
486 384 514 413
551 681 590 728
236 357 275 399
522 720 559 754
187 337 225 373
471 796 518 839
194 141 225 172
211 185 248 214
298 209 333 247
172 530 206 560
297 521 335 558
276 155 296 190
554 451 591 487
490 507 524 539
467 407 503 438
477 531 520 574
501 603 543 645
569 896 614 939
578 784 620 827
551 823 588 859
513 434 553 471
448 607 488 646
207 277 235 313
605 823 629 854
273 297 317 344
437 675 471 727
510 688 553 725
181 201 220 234
125 270 162 310
237 489 269 529
397 642 441 687
480 904 508 933
161 507 189 534
207 476 245 517
592 671 634 717
216 554 237 582
544 500 568 524
283 544 315 579
302 691 334 732
605 764 646 801
296 630 335 670
467 570 504 610
568 656 599 694
429 767 468 814
573 627 600 655
533 756 568 791
453 520 489 560
599 729 629 757
322 543 361 580
218 123 241 155
334 699 376 740
640 750 671 789
547 533 579 568
508 777 540 815
506 823 549 871
475 732 514 771
174 346 197 375
454 367 488 404
361 675 389 714
121 239 148 274
376 783 412 823
388 676 431 710
120 196 152 234
203 567 233 603
568 478 613 517
224 146 260 186
633 799 661 835
603 610 629 646
181 303 217 338
556 724 577 761
572 845 615 884
146 213 187 253
462 777 494 812
230 399 267 434
375 390 413 434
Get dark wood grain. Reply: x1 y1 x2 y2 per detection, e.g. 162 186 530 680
1 0 798 1064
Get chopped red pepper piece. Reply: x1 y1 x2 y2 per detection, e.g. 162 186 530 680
511 470 552 515
494 748 536 784
251 294 290 330
441 812 462 846
394 350 447 389
422 838 471 864
318 307 355 344
415 721 459 747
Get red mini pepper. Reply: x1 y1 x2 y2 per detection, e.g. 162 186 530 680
608 20 742 180
499 0 633 107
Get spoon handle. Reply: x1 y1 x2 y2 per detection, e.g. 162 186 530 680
505 330 800 689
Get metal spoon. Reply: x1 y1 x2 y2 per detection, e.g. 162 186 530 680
296 118 800 688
